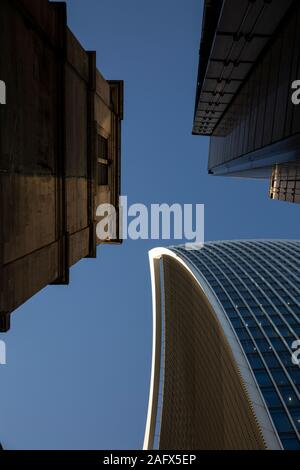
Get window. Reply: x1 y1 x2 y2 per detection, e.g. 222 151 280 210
288 368 300 386
272 370 290 387
231 318 243 328
235 328 251 341
248 326 264 339
278 386 299 408
243 317 257 328
222 300 234 309
261 387 282 407
255 338 271 352
290 409 300 431
263 352 281 369
269 338 286 352
280 351 295 367
241 339 256 354
285 314 299 326
263 325 278 338
247 353 264 370
281 436 300 450
254 370 273 387
293 325 300 336
270 410 294 433
97 135 109 186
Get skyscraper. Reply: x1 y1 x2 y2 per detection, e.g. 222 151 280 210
0 0 123 331
144 240 300 450
193 0 300 203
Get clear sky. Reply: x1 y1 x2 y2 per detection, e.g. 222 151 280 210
0 0 300 450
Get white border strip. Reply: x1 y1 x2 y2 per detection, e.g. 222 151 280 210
143 247 282 450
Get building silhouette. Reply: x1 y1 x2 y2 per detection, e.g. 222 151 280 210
144 240 300 450
0 0 123 331
193 0 300 203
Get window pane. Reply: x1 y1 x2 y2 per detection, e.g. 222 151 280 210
98 135 108 160
98 163 108 186
271 410 294 433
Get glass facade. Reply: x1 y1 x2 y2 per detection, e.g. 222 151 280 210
171 240 300 450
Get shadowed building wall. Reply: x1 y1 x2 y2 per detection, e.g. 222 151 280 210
0 0 123 331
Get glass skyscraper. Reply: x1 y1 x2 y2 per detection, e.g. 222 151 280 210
192 0 300 204
144 240 300 450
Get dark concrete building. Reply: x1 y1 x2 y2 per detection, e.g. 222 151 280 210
0 0 123 331
144 241 300 450
193 0 300 203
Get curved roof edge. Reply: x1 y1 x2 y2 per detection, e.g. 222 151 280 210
143 247 282 450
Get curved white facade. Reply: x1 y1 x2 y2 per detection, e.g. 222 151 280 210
144 241 300 450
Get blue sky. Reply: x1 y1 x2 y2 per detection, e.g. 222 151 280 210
0 0 300 450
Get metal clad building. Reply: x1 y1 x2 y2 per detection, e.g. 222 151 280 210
0 0 123 331
144 241 300 450
193 0 300 203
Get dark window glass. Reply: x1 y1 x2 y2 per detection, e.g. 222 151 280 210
293 326 300 336
255 338 271 353
217 292 230 301
226 310 239 320
98 135 109 160
237 307 250 315
272 297 285 306
290 409 300 432
281 437 300 450
254 370 273 387
235 328 251 341
269 338 286 352
244 317 257 328
221 300 234 309
256 317 270 327
270 410 294 433
263 352 281 369
247 353 264 370
285 315 299 326
264 306 276 315
277 325 292 337
231 318 243 328
249 326 264 339
251 307 264 315
272 317 285 327
288 368 300 386
263 326 278 338
97 135 109 186
271 370 290 387
279 351 295 368
241 339 256 354
261 387 282 407
279 306 292 315
245 299 258 308
98 164 108 186
278 386 300 409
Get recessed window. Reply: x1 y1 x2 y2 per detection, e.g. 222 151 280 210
97 135 109 186
255 370 273 387
247 353 264 370
98 164 108 186
270 410 294 433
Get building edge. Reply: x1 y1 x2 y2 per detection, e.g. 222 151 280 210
143 247 282 450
